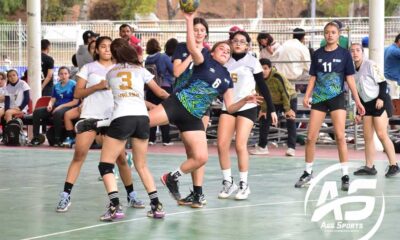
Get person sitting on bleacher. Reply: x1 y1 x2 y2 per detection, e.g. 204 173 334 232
30 67 79 146
3 69 30 123
250 59 298 156
0 72 8 136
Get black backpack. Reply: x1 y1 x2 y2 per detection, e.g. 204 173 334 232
3 118 27 146
145 63 163 86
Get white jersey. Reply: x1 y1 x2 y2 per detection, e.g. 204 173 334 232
5 80 30 112
77 61 115 119
107 63 154 120
0 86 7 108
355 59 386 102
223 53 262 111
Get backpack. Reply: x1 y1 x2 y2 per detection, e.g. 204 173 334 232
3 118 27 146
145 63 163 86
45 126 66 146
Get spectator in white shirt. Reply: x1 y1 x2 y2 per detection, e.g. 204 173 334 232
257 32 281 63
275 28 311 81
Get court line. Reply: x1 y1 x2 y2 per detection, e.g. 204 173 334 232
20 195 400 240
20 199 316 240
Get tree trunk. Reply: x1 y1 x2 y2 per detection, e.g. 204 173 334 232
166 0 179 20
79 0 90 21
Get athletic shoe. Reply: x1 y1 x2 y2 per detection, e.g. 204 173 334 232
62 137 75 148
100 203 124 221
147 202 165 219
218 177 238 199
341 175 350 191
56 192 71 212
30 134 45 146
235 181 251 200
385 163 400 177
191 192 205 208
160 173 181 201
75 118 99 134
126 152 134 168
127 191 145 208
294 171 313 188
286 148 296 157
163 142 174 146
249 145 269 155
148 141 155 146
178 190 207 206
353 165 377 176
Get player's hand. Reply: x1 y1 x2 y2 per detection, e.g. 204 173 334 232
258 110 267 120
285 109 296 119
355 114 363 124
245 94 264 104
303 96 311 108
356 101 366 116
375 98 384 110
271 112 278 126
96 80 108 90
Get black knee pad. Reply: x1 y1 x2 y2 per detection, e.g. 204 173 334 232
98 162 115 177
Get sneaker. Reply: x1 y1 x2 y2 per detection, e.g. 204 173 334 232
126 152 134 168
75 118 99 134
178 190 207 206
218 177 238 199
286 148 296 157
160 173 181 201
385 164 400 177
353 165 377 176
294 171 313 188
235 181 251 200
249 145 269 155
100 203 124 221
148 141 155 146
62 137 75 148
341 175 350 191
163 142 174 146
30 134 45 146
127 191 145 208
147 202 165 219
56 192 71 212
191 192 205 208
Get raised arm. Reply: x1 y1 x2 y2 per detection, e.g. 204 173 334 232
184 12 204 65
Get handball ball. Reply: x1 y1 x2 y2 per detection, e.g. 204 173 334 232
180 0 200 13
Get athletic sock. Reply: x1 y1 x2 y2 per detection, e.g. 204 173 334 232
239 171 248 183
305 162 313 174
64 182 73 194
125 184 134 195
170 168 184 180
148 191 160 205
108 191 119 206
222 168 232 182
193 185 203 195
341 162 349 176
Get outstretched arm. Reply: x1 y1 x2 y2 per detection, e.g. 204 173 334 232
184 12 204 65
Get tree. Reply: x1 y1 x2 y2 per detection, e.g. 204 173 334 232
0 0 25 21
42 0 83 22
117 0 157 20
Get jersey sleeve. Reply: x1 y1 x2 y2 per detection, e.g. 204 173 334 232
309 51 317 76
252 56 263 74
344 50 355 76
143 68 155 84
22 80 31 91
76 64 89 80
171 43 187 62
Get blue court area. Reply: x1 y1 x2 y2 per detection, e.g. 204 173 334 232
0 147 398 240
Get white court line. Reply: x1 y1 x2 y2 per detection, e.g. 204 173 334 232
20 195 400 240
20 199 315 240
0 188 10 191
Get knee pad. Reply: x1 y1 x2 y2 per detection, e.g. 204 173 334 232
98 162 115 177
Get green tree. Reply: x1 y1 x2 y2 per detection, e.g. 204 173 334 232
0 0 25 21
118 0 157 20
42 0 83 22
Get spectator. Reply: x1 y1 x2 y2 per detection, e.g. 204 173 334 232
3 69 30 123
257 32 281 62
70 54 79 81
30 67 79 146
41 39 54 96
384 33 400 99
144 38 174 146
2 55 12 71
164 38 179 58
76 30 99 69
251 58 297 156
0 72 7 128
61 106 80 148
275 28 311 81
229 25 243 38
320 20 349 49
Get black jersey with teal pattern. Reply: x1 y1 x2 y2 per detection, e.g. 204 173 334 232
172 42 209 92
176 53 233 118
309 46 355 104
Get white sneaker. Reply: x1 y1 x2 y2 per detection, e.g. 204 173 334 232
249 145 269 155
163 142 174 146
235 181 250 200
148 141 155 146
218 177 238 199
286 148 295 157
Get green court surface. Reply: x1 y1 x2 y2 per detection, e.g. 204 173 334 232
0 148 398 240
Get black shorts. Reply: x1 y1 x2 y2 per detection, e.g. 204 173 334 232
362 95 393 117
221 106 258 123
311 93 346 113
106 116 149 140
78 118 108 135
161 95 204 132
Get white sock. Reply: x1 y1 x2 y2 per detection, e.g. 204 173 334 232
239 171 248 183
97 119 111 128
305 162 313 174
341 162 349 176
170 168 184 180
222 168 232 182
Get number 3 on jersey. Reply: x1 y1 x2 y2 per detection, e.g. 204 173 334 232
118 72 133 90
